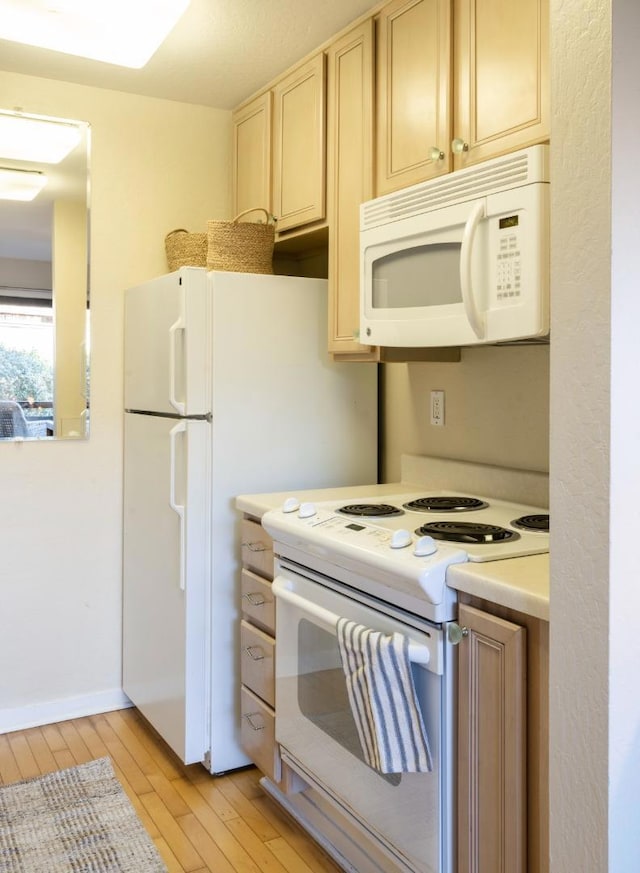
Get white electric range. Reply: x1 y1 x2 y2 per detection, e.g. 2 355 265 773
259 487 549 873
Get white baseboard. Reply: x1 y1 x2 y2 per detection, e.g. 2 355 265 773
0 689 133 735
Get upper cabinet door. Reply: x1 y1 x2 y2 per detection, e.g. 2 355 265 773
232 92 272 218
376 0 452 196
453 0 549 169
272 53 326 233
326 19 376 356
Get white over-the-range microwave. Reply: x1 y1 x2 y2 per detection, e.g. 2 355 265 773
360 144 550 348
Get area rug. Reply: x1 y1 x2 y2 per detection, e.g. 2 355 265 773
0 756 167 872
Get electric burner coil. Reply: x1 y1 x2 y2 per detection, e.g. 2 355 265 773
403 496 489 513
336 503 404 518
510 513 549 533
415 520 519 544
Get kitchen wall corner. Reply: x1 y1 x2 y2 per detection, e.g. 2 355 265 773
381 344 550 482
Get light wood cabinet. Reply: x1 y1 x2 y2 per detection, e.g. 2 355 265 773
232 52 326 236
239 517 280 782
457 603 526 873
376 0 452 195
273 52 326 233
232 92 272 218
231 1 547 356
457 596 549 873
453 0 549 170
375 0 549 194
326 15 460 362
326 19 376 356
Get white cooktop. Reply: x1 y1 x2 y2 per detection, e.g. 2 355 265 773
262 489 549 622
266 489 548 559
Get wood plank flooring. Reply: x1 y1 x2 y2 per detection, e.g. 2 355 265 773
0 707 342 873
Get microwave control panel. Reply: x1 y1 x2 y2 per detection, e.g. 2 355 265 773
495 214 521 303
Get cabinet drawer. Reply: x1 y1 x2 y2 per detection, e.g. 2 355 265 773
241 568 275 634
240 619 275 707
240 685 280 781
241 518 273 579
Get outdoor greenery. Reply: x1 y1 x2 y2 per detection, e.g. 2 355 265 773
0 342 53 404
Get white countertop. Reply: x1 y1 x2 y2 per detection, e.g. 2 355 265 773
446 554 549 621
236 482 406 518
236 481 550 623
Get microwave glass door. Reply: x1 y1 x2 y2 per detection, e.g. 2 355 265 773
372 243 462 309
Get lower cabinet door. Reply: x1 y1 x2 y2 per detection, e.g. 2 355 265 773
457 603 527 873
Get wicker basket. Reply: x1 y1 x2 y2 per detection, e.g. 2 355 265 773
165 228 207 271
207 208 275 274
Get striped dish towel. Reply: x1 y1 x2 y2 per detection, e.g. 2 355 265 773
336 617 433 774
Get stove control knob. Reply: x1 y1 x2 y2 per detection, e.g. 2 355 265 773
390 529 412 549
298 502 317 519
414 535 437 557
282 497 300 513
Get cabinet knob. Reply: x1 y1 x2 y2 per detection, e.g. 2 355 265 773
451 138 469 155
447 623 470 645
429 146 445 161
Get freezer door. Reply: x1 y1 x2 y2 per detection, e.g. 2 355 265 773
124 267 209 416
123 412 210 764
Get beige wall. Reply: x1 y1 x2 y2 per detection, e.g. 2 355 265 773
0 71 231 730
382 345 550 482
549 0 610 863
549 0 640 868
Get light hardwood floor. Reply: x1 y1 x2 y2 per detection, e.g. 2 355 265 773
0 707 342 873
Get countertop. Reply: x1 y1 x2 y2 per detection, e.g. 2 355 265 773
236 482 550 623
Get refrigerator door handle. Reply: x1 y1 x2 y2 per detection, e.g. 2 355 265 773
169 316 186 415
169 421 187 591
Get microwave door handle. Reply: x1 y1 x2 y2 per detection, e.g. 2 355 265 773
460 200 487 339
273 577 430 665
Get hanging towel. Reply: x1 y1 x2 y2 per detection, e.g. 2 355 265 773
336 617 433 774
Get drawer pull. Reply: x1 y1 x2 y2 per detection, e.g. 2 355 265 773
243 592 267 606
242 540 269 553
244 712 265 731
244 645 265 661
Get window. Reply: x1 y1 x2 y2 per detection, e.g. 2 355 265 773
0 296 54 422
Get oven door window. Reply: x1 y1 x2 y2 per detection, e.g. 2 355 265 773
372 243 462 309
297 619 401 786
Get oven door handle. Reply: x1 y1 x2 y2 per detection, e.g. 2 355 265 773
273 577 431 665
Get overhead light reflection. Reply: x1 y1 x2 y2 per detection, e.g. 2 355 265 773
0 167 48 201
0 112 82 163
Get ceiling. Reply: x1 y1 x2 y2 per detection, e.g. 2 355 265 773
0 1 380 267
0 0 380 110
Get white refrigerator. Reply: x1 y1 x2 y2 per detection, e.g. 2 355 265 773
122 267 378 774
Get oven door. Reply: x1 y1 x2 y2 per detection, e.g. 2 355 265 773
273 567 454 873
